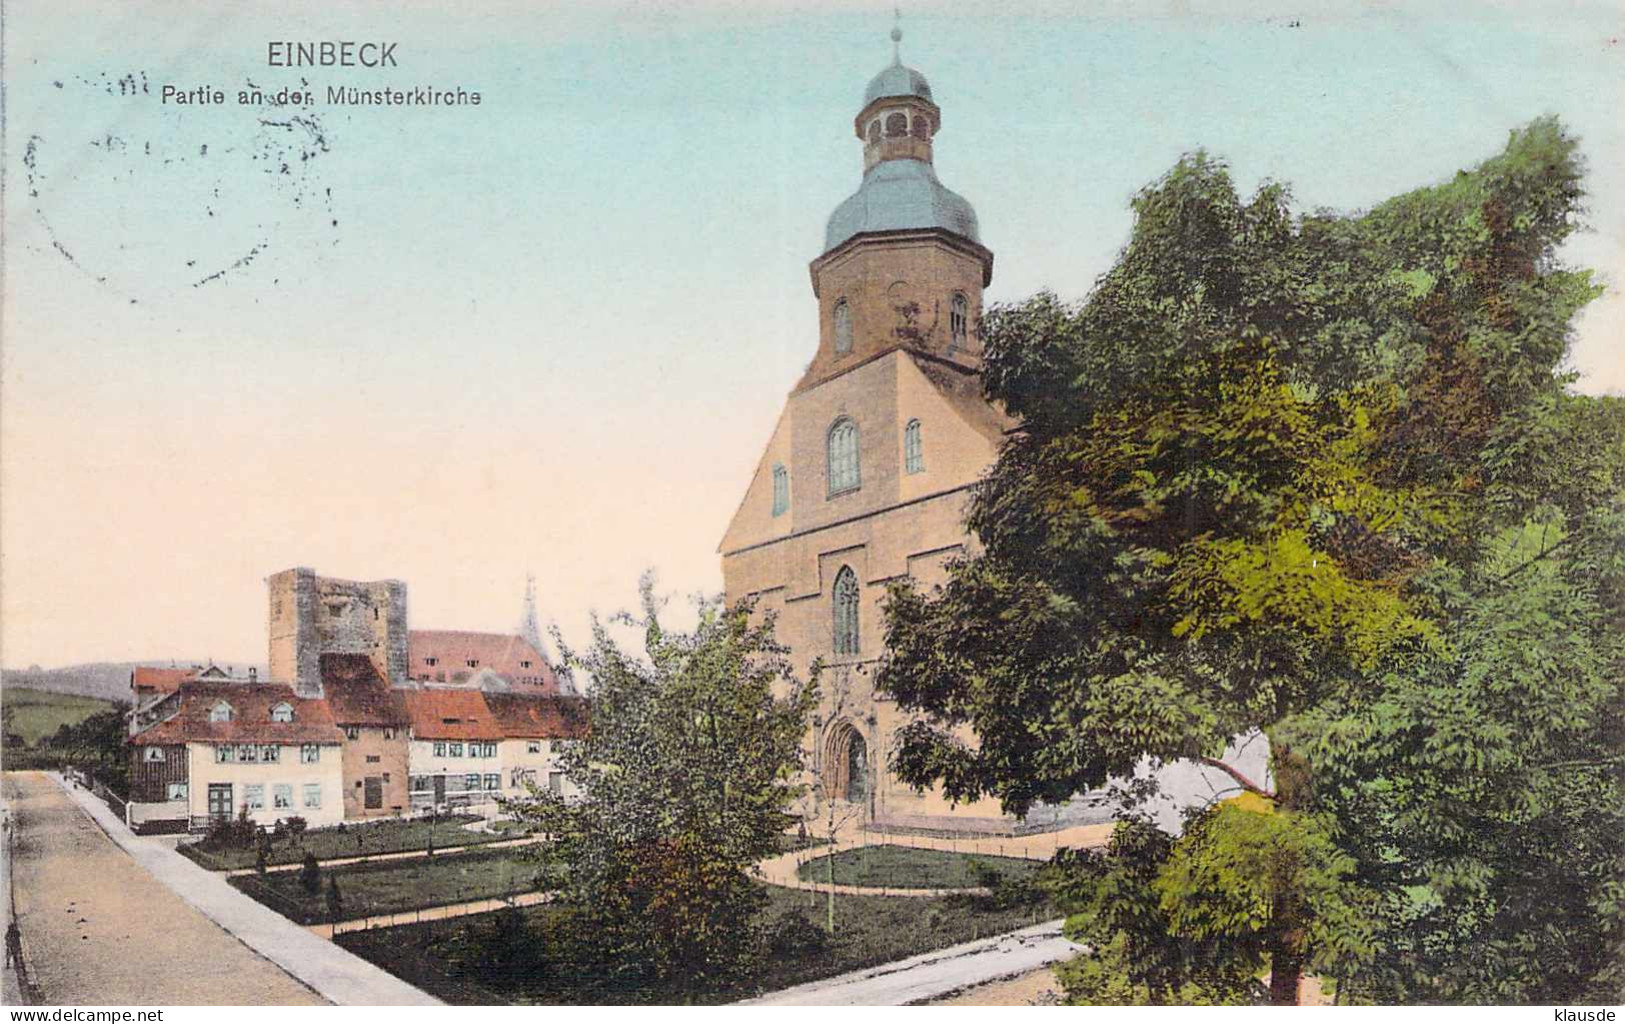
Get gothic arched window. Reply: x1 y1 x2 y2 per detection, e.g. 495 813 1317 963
834 298 853 354
833 566 860 655
904 419 924 474
270 702 294 723
885 112 908 137
950 292 968 349
771 463 789 517
827 417 860 496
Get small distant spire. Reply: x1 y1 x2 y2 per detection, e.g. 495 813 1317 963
891 8 902 65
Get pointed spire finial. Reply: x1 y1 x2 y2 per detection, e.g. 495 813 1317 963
891 8 903 65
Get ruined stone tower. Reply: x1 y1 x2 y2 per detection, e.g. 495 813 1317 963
267 567 408 697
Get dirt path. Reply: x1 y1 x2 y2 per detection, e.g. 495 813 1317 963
3 771 323 1005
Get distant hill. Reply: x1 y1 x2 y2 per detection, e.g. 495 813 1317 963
1 661 268 704
3 687 115 745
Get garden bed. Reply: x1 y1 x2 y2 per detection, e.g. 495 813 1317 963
181 814 517 870
335 883 1055 1004
795 844 1044 889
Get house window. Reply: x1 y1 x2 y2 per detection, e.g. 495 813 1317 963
209 702 234 723
344 726 361 740
833 298 853 354
833 566 861 655
772 464 789 517
383 728 396 740
827 418 860 496
465 773 482 791
241 745 260 763
449 742 464 758
548 772 565 796
433 741 447 757
950 292 968 349
166 782 187 802
521 660 532 669
244 784 265 810
484 773 500 791
425 657 438 667
270 702 294 723
273 784 292 810
300 744 320 764
216 745 237 763
527 741 542 754
485 742 498 758
904 419 924 474
303 784 321 809
261 745 280 763
410 775 431 792
144 747 166 763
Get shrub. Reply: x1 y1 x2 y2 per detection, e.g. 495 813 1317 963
300 851 321 895
766 907 829 955
286 816 308 845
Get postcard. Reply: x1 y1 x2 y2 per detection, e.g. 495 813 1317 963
2 0 1621 1010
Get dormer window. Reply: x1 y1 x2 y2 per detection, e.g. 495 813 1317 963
772 464 789 517
950 292 968 349
833 299 853 355
209 701 234 723
270 702 294 723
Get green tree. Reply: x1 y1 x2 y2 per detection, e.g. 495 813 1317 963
512 573 817 994
879 117 1622 1003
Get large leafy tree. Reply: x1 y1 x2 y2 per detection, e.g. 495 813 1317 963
511 575 817 995
878 118 1623 1003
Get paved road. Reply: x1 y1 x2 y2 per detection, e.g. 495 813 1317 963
738 919 1084 1005
45 772 440 1005
3 771 323 1005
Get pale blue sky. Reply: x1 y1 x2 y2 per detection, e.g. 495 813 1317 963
3 0 1622 667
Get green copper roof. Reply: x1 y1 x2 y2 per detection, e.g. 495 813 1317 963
864 63 933 106
824 157 980 253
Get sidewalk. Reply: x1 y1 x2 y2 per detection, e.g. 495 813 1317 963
51 773 439 1006
738 919 1083 1005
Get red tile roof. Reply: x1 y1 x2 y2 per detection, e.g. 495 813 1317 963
401 688 503 741
407 630 560 692
482 693 588 740
131 667 195 696
130 681 343 746
320 654 409 727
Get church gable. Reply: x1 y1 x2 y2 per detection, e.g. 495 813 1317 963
718 406 794 555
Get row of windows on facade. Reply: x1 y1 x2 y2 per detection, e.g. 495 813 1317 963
832 293 967 355
430 740 500 758
421 657 538 670
408 772 565 793
771 418 925 516
199 743 325 764
216 781 324 811
865 108 934 144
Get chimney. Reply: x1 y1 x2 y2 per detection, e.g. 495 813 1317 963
249 667 258 683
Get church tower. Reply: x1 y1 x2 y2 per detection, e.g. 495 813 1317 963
720 30 1030 834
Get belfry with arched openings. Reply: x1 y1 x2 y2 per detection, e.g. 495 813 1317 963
718 30 1037 834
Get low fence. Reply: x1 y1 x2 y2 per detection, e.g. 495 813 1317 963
64 768 130 826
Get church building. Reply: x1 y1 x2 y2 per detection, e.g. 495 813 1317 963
720 37 1048 834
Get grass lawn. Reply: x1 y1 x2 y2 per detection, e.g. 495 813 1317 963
231 846 556 925
336 882 1055 1005
180 814 514 870
1 688 114 746
795 844 1044 889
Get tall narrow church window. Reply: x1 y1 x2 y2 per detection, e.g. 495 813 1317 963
827 418 860 496
904 419 924 474
833 566 860 655
950 292 968 349
771 464 789 517
834 299 853 354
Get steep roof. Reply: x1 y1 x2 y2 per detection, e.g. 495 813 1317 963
131 666 194 695
407 630 560 692
320 654 408 727
130 681 343 746
482 693 588 740
401 688 503 741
